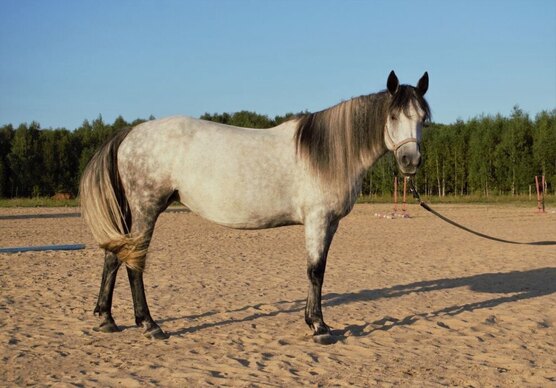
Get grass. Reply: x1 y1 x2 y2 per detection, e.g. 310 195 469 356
0 197 79 207
0 195 552 208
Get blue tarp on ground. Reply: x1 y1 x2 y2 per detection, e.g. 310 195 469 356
0 244 86 253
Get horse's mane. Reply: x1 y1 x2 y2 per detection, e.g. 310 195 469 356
294 86 430 187
391 85 431 122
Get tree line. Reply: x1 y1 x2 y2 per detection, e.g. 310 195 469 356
368 106 555 197
0 107 554 198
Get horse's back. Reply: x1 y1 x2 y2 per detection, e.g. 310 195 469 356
118 116 305 228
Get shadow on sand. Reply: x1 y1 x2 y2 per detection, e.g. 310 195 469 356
168 267 556 338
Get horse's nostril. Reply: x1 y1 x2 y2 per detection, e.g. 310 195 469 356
401 154 409 167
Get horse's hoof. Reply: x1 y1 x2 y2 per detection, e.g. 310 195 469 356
313 333 336 345
93 321 121 333
144 327 169 340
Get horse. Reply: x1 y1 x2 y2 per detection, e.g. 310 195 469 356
80 70 430 343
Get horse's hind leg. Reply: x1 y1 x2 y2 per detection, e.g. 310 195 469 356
93 251 122 332
127 265 168 339
125 197 175 340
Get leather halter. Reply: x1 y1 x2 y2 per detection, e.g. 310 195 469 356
384 124 418 153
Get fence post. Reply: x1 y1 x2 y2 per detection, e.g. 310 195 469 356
402 176 408 214
535 175 545 213
393 176 398 213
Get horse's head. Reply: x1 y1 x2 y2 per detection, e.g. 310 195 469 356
384 71 430 176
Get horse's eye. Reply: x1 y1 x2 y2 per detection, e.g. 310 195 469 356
390 114 397 121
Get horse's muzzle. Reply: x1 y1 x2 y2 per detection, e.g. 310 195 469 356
396 144 421 176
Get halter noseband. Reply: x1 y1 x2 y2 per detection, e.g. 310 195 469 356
384 124 418 154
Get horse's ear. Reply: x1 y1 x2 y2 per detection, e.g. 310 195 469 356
417 71 429 96
387 70 399 95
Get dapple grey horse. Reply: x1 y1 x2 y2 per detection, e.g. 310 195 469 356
80 70 430 343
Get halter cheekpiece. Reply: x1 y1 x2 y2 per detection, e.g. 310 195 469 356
384 124 418 153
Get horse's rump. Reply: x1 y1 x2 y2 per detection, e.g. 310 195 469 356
80 127 147 271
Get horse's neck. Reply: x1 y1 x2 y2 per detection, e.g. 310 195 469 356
343 139 388 200
355 137 388 183
323 149 387 217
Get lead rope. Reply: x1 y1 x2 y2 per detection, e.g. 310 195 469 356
407 179 556 246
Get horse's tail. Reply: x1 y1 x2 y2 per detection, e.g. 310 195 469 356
79 127 147 272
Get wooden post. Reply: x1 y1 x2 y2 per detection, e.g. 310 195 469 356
529 184 532 201
541 175 546 213
535 176 540 212
535 176 545 213
393 176 398 213
402 176 408 213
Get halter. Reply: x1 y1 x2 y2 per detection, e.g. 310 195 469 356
384 123 418 154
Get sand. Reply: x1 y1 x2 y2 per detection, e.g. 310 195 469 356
1 203 555 386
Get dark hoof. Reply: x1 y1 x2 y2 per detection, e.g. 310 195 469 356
313 333 336 345
144 326 169 340
93 320 121 333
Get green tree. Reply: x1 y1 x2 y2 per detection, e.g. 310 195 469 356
201 111 275 128
533 110 556 192
7 122 42 196
40 128 79 195
112 115 129 131
494 107 534 194
74 115 117 176
467 116 499 196
419 123 451 197
0 124 15 197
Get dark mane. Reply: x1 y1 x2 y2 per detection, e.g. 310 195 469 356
294 86 430 187
294 93 387 186
391 85 431 122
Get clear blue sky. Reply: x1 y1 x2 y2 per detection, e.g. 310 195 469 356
1 0 555 130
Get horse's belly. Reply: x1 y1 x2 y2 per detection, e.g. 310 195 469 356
181 190 301 229
175 164 302 229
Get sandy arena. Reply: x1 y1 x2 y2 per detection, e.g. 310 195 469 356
1 203 555 386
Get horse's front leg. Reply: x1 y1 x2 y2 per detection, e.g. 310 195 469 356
304 215 339 343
